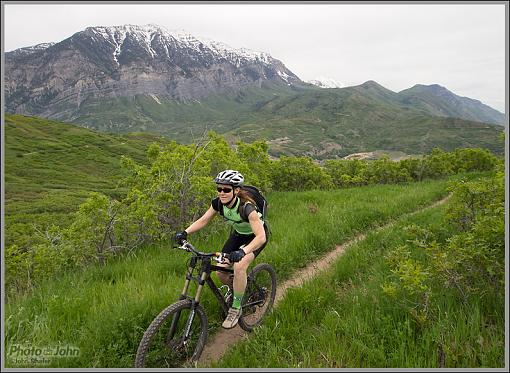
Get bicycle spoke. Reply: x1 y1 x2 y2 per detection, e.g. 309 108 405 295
135 300 207 368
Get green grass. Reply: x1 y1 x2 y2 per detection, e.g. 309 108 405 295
4 114 171 249
214 200 504 368
4 179 454 368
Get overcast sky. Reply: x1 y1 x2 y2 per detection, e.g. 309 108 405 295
2 2 507 113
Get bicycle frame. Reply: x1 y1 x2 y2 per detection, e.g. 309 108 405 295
186 254 233 309
167 247 233 343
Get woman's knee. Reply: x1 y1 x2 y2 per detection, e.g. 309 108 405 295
233 264 247 276
233 254 253 273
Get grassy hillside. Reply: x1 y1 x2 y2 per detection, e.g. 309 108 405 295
4 179 453 368
4 114 170 249
237 86 505 157
216 200 504 368
398 84 506 125
45 83 504 159
70 82 300 137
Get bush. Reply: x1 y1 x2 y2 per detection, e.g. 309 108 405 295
382 168 505 325
270 156 334 191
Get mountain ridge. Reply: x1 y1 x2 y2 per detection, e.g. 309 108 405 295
4 24 506 159
5 23 303 120
397 84 504 125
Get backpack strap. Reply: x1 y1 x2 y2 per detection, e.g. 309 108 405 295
212 197 224 216
239 201 257 222
214 197 259 222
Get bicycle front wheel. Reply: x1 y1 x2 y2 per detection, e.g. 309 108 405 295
134 299 208 368
239 263 277 332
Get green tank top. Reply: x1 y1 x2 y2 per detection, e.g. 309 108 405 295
221 198 263 235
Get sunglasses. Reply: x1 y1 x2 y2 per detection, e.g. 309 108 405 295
217 187 233 193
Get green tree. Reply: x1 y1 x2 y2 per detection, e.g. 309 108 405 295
324 159 368 187
270 156 333 191
362 156 412 184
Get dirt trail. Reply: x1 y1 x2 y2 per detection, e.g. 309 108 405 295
198 195 450 365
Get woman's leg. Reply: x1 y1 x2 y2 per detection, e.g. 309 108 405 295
221 252 255 329
232 252 255 295
222 234 255 328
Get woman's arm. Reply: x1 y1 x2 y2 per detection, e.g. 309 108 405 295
185 205 217 234
242 211 266 255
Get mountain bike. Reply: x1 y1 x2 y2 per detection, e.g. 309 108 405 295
134 239 277 368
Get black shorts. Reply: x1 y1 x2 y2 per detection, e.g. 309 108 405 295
221 227 268 258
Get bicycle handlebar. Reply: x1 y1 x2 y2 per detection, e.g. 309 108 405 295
174 240 229 263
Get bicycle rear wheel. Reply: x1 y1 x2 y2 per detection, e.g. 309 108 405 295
238 263 277 332
134 299 208 368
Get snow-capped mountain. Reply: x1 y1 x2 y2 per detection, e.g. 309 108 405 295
307 77 344 89
85 24 275 67
7 42 56 57
5 24 302 120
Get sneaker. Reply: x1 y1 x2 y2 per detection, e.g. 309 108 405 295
222 307 242 329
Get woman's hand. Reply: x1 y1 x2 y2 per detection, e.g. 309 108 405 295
228 248 246 262
174 231 188 244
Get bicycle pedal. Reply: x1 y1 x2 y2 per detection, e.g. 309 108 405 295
225 292 233 306
219 285 232 296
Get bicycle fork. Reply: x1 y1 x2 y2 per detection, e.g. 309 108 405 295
167 261 208 345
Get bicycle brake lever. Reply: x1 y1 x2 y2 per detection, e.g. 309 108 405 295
172 242 188 251
214 252 229 264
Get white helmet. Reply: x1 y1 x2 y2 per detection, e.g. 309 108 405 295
214 169 244 186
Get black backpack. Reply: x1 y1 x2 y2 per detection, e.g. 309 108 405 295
242 186 267 218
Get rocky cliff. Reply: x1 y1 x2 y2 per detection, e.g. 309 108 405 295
5 24 302 121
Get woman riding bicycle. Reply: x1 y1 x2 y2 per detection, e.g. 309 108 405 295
174 170 267 329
